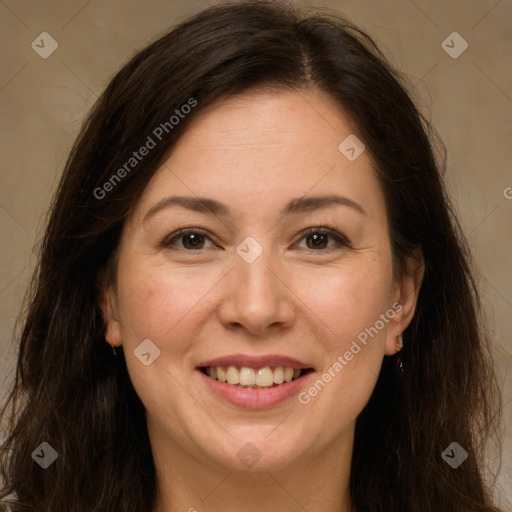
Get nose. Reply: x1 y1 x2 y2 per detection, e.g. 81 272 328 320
216 248 296 336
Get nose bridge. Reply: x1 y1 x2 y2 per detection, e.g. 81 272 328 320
218 239 295 334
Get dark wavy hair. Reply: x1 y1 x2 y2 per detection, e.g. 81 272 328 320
0 1 503 511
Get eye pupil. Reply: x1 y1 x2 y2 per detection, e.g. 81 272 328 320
183 233 203 249
164 228 347 252
307 233 328 249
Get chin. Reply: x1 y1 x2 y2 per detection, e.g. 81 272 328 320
196 425 311 473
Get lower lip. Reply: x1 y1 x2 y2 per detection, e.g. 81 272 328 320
197 369 312 409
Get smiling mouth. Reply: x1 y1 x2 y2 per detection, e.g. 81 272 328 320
199 365 314 389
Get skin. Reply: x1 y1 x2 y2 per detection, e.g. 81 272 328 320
101 87 424 512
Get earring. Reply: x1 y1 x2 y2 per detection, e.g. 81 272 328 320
396 333 403 352
106 337 118 358
395 333 404 373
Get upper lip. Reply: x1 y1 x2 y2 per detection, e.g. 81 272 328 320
197 353 313 370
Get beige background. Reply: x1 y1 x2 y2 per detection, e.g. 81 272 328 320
0 0 511 509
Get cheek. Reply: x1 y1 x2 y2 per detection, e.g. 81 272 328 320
116 260 215 344
299 255 392 346
113 262 215 422
114 258 230 408
296 254 391 416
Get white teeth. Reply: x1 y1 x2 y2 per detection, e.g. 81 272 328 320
217 366 227 383
205 365 305 388
273 366 284 384
239 367 256 386
256 367 274 387
226 365 240 385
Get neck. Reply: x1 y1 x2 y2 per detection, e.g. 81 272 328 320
151 425 355 512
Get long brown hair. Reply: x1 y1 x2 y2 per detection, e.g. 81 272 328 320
0 1 503 510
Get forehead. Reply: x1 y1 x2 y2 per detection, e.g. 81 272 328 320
182 87 354 149
132 88 386 224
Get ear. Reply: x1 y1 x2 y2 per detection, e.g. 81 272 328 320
384 247 425 356
97 268 123 348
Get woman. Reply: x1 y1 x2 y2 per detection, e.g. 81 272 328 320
0 1 503 511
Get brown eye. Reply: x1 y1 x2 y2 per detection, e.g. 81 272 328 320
161 226 351 252
162 229 214 250
296 228 351 251
305 232 329 249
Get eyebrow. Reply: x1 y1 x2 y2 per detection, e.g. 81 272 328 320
143 194 366 223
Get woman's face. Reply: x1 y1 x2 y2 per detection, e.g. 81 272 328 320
102 88 421 474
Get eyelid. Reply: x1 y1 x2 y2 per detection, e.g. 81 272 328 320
295 226 352 250
161 227 216 249
161 226 352 251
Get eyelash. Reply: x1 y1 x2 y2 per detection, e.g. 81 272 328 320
161 226 352 252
